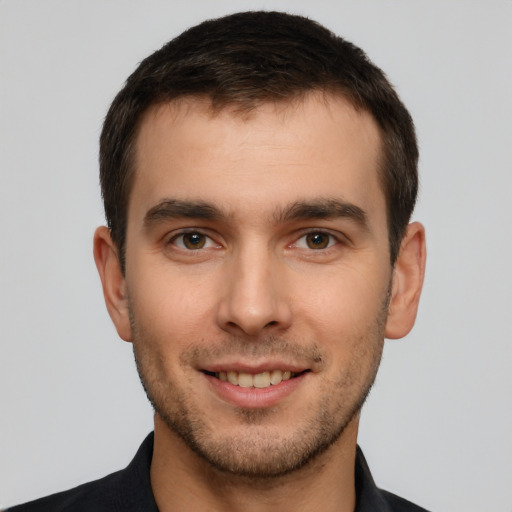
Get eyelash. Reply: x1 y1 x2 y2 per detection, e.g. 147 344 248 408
166 229 343 252
168 230 219 250
290 230 345 254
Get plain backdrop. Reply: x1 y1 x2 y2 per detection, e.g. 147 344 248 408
1 1 511 510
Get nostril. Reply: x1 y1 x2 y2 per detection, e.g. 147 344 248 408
265 321 278 327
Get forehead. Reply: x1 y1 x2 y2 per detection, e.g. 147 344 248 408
130 93 385 224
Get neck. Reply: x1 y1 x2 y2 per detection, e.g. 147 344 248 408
150 414 359 512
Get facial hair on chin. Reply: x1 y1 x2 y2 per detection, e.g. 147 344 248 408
129 291 388 479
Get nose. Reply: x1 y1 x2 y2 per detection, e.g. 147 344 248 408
216 245 292 337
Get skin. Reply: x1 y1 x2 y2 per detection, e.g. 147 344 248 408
94 93 426 512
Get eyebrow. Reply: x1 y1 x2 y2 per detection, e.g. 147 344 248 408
143 197 368 230
143 199 222 228
278 199 368 228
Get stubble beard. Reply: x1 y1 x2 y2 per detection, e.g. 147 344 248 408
130 294 388 480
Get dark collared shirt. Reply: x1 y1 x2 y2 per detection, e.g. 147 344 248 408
8 433 429 511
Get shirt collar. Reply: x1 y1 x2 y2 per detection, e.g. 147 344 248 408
125 433 400 512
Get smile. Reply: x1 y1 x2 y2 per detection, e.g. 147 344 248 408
203 369 307 389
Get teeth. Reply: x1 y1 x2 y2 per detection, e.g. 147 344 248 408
215 369 298 388
270 370 283 385
253 371 270 388
238 372 253 388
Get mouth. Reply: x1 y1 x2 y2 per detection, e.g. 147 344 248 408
201 369 310 389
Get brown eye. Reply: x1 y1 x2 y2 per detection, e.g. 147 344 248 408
305 232 331 249
175 232 207 250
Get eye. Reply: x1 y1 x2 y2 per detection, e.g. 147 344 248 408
295 231 337 250
170 232 218 250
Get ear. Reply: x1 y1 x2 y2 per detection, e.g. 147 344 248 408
385 222 426 339
93 226 132 342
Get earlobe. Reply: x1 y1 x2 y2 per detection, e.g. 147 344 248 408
93 226 132 342
385 222 426 339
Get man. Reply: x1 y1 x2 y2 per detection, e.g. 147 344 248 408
9 11 427 512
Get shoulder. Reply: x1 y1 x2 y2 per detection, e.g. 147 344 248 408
6 468 126 512
355 446 431 512
380 490 431 512
6 433 157 512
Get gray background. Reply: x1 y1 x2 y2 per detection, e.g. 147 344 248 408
1 1 511 510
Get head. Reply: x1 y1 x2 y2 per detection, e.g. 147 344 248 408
99 11 418 273
94 11 425 480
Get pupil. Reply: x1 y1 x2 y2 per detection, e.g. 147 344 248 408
184 233 205 249
307 233 328 249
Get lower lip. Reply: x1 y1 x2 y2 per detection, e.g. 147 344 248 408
204 372 307 409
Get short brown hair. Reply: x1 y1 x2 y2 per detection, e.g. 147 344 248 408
100 11 418 271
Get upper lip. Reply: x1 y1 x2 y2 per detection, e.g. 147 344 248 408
199 360 310 374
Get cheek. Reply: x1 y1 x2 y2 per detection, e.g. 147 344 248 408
127 268 218 345
295 267 389 356
301 268 388 322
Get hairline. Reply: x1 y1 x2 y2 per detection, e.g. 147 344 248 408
118 88 393 271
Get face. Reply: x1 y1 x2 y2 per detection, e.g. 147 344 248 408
121 94 393 477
